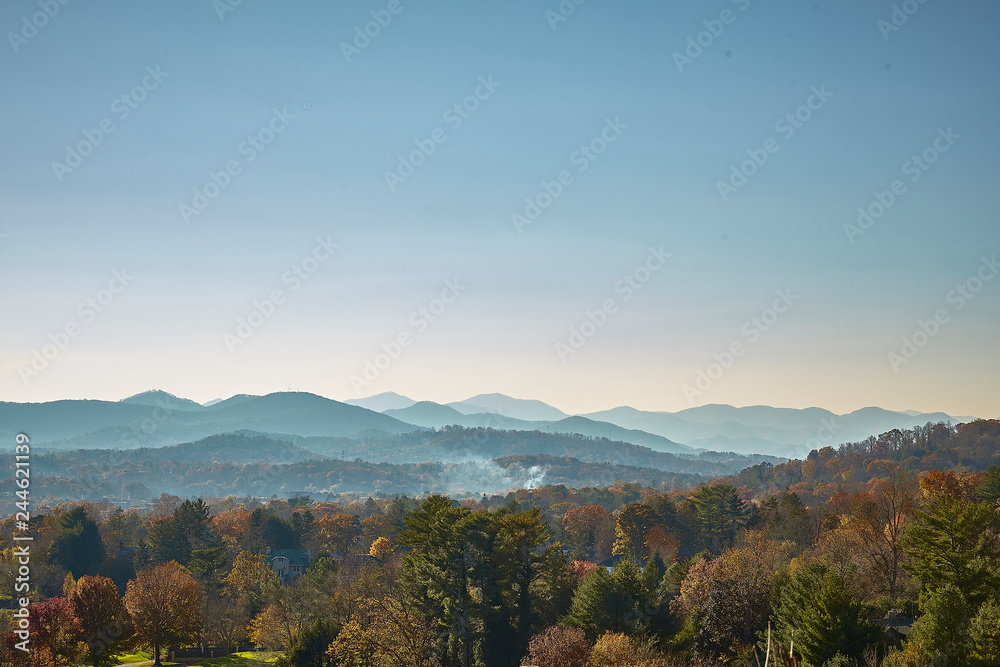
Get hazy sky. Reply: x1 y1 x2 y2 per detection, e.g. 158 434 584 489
2 1 998 417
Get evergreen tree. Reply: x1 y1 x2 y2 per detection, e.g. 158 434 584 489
49 507 106 577
906 584 971 665
565 559 656 640
689 484 748 553
775 564 877 666
901 494 998 605
276 616 338 667
969 596 1000 666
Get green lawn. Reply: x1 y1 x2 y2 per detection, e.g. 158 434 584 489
112 650 279 667
185 652 281 667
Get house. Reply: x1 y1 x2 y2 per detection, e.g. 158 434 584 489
266 548 313 584
881 610 914 641
597 554 646 573
117 541 137 560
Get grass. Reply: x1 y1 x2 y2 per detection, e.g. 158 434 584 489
112 651 280 667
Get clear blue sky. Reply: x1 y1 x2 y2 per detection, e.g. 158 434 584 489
2 0 998 417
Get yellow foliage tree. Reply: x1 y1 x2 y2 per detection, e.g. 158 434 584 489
369 536 393 560
248 602 300 651
328 596 438 667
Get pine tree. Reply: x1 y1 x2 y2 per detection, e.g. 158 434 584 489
901 494 998 605
775 564 877 666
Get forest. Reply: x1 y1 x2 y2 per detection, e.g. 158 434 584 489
1 419 998 666
0 429 777 509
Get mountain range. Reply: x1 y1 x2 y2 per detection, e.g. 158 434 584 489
0 390 979 461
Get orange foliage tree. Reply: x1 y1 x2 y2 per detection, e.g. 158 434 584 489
124 562 201 666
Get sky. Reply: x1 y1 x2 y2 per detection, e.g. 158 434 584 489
1 0 998 418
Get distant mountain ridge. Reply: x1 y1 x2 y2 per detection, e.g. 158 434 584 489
0 391 415 448
0 390 979 461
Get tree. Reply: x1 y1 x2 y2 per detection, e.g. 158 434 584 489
49 507 106 577
565 558 667 640
145 516 190 565
521 626 591 667
276 616 338 667
775 564 877 667
689 485 748 553
903 584 971 665
124 562 201 666
328 595 439 667
315 513 362 554
369 536 393 560
587 632 641 667
563 505 610 560
673 531 781 661
69 575 134 666
249 602 300 651
612 505 659 561
222 551 276 604
969 596 1000 666
846 467 916 600
398 495 478 667
16 597 84 666
901 493 998 605
977 465 1000 505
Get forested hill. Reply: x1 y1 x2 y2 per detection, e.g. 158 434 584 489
723 419 1000 503
290 425 777 473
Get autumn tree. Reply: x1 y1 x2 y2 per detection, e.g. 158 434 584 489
328 595 439 667
846 466 916 600
675 531 783 662
315 513 362 554
562 505 611 561
521 625 591 667
248 602 300 651
969 596 1000 666
18 597 84 666
612 504 659 561
68 575 134 666
125 562 201 666
369 536 393 560
587 631 674 667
